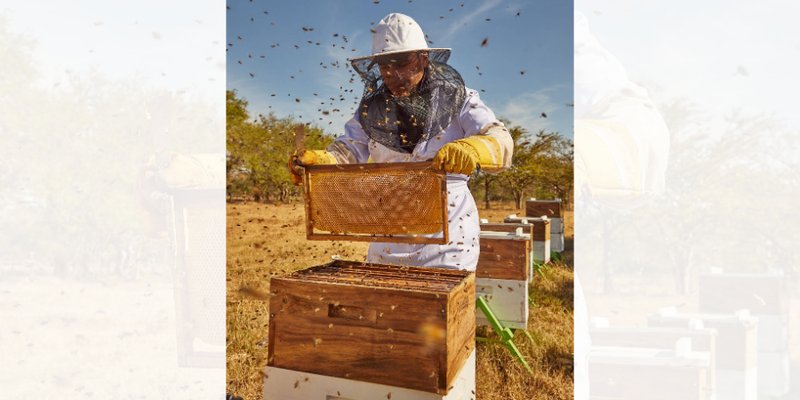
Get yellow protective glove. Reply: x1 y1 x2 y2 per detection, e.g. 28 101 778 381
431 135 504 175
289 150 338 186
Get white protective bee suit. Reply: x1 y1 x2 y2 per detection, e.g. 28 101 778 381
329 88 512 271
327 13 513 271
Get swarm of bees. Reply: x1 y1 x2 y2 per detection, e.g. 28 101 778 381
228 2 559 129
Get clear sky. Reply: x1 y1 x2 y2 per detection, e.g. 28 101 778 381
227 0 573 139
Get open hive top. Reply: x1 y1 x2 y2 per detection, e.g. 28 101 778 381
303 162 448 244
282 260 471 293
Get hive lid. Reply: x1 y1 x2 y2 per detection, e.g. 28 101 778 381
479 230 531 240
303 162 448 244
504 215 550 223
279 260 470 293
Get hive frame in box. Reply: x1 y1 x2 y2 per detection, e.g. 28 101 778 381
263 349 475 400
303 162 449 244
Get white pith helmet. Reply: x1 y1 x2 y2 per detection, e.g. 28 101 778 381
349 13 451 74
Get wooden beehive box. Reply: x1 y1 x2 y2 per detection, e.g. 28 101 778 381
505 214 564 252
590 326 718 396
589 345 713 400
503 215 555 237
481 220 550 281
267 260 475 395
698 271 786 316
477 231 530 281
525 198 563 219
647 310 757 372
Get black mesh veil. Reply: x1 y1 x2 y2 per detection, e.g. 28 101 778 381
350 52 466 154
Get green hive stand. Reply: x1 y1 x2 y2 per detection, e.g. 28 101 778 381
475 296 533 374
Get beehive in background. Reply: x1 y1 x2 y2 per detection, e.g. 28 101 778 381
698 270 790 397
590 324 718 399
648 308 758 400
266 260 475 395
486 218 551 266
524 198 565 252
525 198 563 219
477 230 530 282
588 339 713 400
475 230 531 329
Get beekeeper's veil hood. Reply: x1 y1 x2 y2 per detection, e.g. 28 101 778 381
348 13 466 153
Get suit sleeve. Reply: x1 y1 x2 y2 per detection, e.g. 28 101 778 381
456 89 514 173
327 113 370 164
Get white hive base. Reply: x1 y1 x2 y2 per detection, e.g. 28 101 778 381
755 314 789 352
757 351 790 397
550 233 565 253
263 350 476 400
475 278 528 330
716 368 757 400
532 240 550 265
549 217 563 234
548 217 564 253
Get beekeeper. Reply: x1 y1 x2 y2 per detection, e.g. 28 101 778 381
290 13 513 271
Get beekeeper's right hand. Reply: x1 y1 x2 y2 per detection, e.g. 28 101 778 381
289 150 338 186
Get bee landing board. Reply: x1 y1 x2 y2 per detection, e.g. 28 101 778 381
263 349 476 400
481 221 550 266
267 260 475 395
303 162 449 244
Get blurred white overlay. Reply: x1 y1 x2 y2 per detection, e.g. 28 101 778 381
0 1 225 398
575 2 800 400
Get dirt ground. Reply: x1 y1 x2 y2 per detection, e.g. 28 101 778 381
227 201 574 400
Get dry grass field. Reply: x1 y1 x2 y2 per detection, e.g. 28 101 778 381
227 201 574 400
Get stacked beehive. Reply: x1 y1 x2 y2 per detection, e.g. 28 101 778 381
474 228 531 329
265 261 476 399
493 217 551 266
648 308 758 400
524 198 565 253
698 270 790 397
